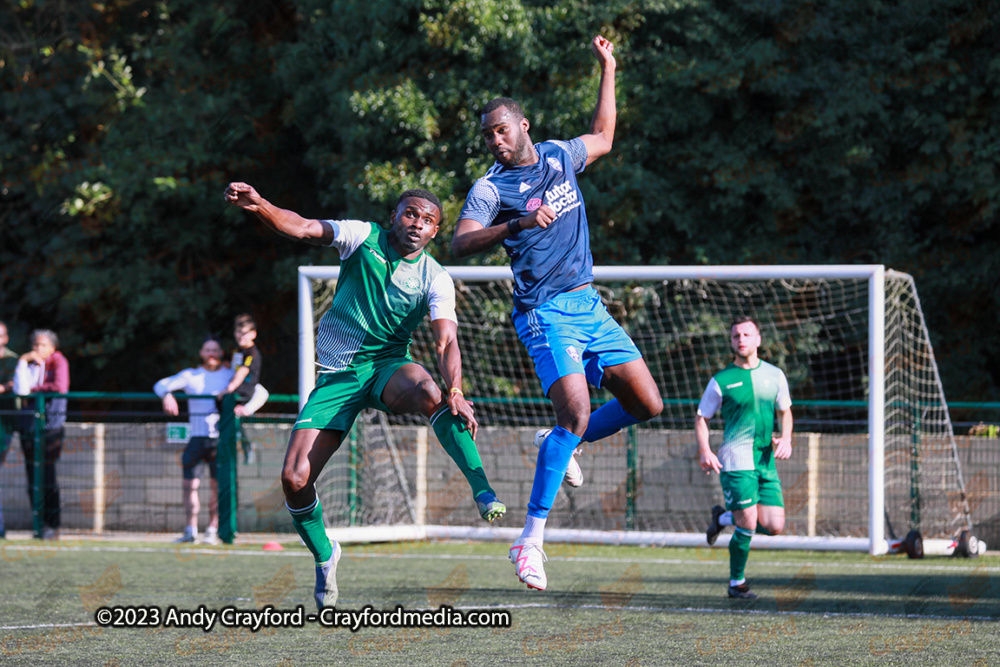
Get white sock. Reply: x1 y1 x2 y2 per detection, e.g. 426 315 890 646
719 511 734 526
519 515 546 543
730 578 746 587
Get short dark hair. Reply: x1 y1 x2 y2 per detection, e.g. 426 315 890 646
201 335 223 347
234 313 256 332
729 315 761 333
480 97 525 120
397 188 442 215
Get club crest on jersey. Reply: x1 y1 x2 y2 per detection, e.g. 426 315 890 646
544 181 581 217
547 157 563 172
403 276 421 291
526 198 542 212
565 346 581 363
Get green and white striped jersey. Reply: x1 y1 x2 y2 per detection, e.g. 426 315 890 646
316 220 456 372
697 360 792 471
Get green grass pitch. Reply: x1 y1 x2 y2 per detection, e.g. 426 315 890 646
1 538 997 665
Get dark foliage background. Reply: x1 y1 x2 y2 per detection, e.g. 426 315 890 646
1 0 997 401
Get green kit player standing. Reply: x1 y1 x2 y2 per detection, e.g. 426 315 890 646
224 181 506 609
696 316 793 600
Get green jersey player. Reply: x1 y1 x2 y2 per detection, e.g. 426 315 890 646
224 182 505 610
696 316 793 600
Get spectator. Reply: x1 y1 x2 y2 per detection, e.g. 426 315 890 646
0 320 18 539
13 329 70 541
223 313 269 464
153 336 234 544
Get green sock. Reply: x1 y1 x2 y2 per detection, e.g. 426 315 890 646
756 525 772 536
729 527 755 581
430 406 493 500
288 496 333 565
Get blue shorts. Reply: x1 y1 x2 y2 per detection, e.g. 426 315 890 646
512 286 642 396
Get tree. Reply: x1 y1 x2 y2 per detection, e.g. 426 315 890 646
610 0 999 400
2 0 997 403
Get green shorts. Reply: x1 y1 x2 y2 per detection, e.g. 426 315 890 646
294 358 412 435
720 460 784 512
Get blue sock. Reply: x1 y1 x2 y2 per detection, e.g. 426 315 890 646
527 426 582 519
582 399 640 443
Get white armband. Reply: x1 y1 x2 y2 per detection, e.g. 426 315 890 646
13 360 37 396
241 384 270 416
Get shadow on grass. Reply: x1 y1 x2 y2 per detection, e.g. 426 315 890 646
377 567 999 619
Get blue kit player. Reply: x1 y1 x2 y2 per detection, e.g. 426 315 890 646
451 35 663 590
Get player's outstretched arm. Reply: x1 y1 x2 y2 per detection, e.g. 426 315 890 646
451 218 510 258
451 206 557 257
431 318 478 440
695 415 722 474
578 35 617 167
224 182 334 245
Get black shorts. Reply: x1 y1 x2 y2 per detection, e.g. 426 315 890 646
181 436 218 480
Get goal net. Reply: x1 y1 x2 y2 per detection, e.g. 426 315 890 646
298 265 971 554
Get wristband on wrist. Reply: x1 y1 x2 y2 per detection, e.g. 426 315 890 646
506 218 521 238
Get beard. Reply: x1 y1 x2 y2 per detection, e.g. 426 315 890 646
494 131 529 167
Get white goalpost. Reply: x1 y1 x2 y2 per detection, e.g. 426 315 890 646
298 265 972 556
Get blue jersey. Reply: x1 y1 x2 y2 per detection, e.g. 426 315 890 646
460 139 592 312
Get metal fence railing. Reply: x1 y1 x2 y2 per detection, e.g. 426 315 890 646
1 394 997 544
0 392 299 543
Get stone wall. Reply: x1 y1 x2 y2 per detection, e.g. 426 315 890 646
2 422 996 546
